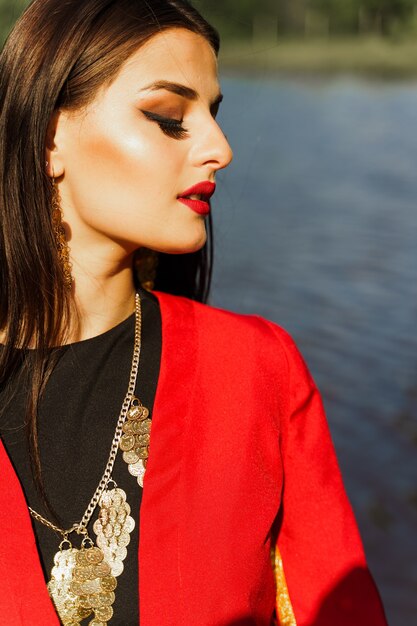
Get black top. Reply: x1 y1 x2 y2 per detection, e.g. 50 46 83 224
0 287 162 625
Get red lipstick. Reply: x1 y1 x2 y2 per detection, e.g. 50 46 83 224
177 181 216 216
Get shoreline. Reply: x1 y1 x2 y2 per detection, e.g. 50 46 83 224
219 36 417 80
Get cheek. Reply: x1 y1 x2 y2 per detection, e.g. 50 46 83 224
63 116 183 225
59 112 206 255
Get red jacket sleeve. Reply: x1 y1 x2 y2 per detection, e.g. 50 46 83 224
269 324 388 626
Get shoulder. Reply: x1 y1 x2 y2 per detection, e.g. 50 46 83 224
154 290 311 379
154 288 287 338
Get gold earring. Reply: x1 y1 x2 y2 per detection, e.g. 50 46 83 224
135 247 159 292
51 178 73 290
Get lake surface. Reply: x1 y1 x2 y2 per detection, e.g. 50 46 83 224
211 74 417 626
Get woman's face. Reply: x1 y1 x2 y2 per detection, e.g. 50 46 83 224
48 28 233 258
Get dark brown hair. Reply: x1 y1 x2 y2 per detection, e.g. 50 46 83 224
0 0 219 506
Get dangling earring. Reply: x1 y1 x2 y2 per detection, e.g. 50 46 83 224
51 177 73 290
135 247 159 292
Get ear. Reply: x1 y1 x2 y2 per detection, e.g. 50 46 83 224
45 110 65 178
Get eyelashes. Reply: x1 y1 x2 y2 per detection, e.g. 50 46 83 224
141 110 189 140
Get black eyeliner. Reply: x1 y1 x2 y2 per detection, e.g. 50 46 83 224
140 109 189 140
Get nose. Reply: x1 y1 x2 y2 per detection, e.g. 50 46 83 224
190 117 233 172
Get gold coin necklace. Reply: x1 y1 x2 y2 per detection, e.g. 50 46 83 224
29 292 152 626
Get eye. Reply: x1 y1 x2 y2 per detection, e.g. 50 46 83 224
141 110 189 140
210 102 220 119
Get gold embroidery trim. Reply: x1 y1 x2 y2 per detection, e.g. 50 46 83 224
271 545 297 626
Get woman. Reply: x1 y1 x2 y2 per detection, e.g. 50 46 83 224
0 1 388 625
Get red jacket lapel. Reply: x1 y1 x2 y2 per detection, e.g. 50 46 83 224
139 291 198 624
142 293 280 625
0 439 59 625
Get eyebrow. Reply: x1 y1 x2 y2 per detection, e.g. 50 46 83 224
139 80 223 108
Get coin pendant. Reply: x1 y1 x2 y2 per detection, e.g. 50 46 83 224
94 487 135 579
128 459 146 481
78 595 92 609
103 524 113 539
117 530 131 548
75 549 90 567
91 591 115 607
72 577 101 595
94 561 111 577
136 433 150 446
139 407 150 420
122 420 134 433
123 449 140 464
124 516 135 533
121 397 151 489
73 565 93 583
111 490 124 507
100 575 117 592
76 605 93 620
95 605 114 621
109 560 124 577
135 445 149 459
132 418 151 435
128 463 141 477
120 433 135 452
127 405 142 420
47 547 79 623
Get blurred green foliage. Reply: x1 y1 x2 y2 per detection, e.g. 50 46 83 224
0 0 28 44
196 0 417 38
1 0 417 44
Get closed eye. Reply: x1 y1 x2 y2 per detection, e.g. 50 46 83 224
140 110 189 140
210 92 223 119
210 102 220 119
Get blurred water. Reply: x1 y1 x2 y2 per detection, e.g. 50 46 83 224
211 75 417 626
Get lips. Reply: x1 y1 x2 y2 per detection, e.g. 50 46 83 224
177 181 216 216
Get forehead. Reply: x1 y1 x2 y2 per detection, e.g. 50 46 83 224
118 28 220 99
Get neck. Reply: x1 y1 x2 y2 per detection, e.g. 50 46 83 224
68 252 137 343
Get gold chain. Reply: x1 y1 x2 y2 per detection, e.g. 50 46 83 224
28 292 142 537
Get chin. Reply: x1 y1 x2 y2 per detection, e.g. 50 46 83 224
156 226 207 255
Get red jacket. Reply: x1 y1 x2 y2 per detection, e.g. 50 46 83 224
0 291 388 625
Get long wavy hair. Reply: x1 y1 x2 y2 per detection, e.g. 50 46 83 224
0 0 218 507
